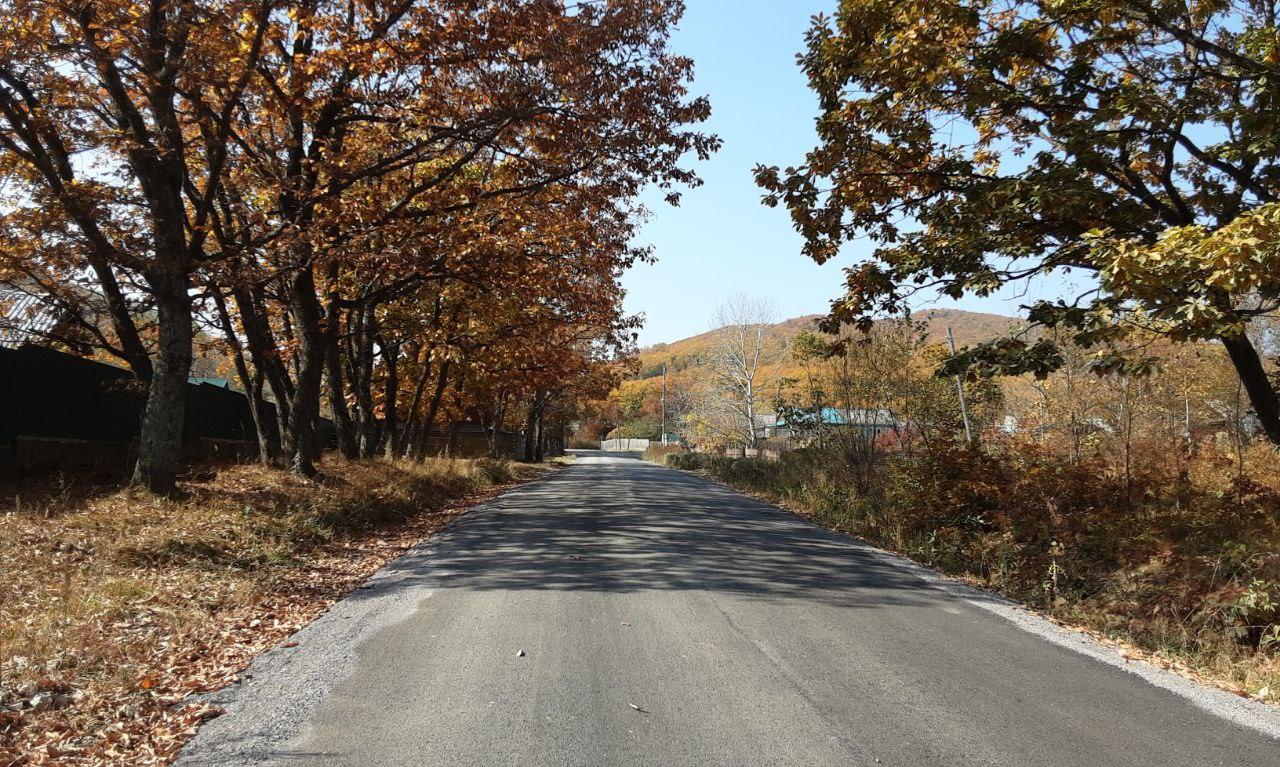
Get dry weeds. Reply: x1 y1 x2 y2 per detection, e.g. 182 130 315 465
0 457 549 766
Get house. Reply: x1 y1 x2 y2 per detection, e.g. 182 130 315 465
755 406 899 441
838 408 900 438
752 412 780 439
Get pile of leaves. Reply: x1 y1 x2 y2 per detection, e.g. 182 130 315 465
0 457 547 766
666 440 1280 702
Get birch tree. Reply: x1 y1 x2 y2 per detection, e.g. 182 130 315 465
706 295 776 449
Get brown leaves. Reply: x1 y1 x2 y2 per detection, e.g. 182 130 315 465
0 458 550 766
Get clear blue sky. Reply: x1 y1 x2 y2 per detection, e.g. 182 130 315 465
623 0 1078 346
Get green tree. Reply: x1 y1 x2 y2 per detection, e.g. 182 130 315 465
757 0 1280 443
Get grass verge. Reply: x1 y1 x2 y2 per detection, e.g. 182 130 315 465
0 457 551 766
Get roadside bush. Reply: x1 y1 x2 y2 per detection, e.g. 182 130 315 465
643 443 685 465
664 451 699 469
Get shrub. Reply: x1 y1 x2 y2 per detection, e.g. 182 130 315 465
643 443 685 465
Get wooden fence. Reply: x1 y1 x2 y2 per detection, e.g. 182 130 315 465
600 438 650 451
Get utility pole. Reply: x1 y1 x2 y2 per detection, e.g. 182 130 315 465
947 327 974 445
661 363 667 445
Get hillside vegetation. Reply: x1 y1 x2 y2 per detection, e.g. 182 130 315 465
636 308 1021 380
594 308 1023 442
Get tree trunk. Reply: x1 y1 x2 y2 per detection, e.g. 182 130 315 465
131 269 192 494
349 311 381 458
381 337 399 458
210 284 274 462
231 283 293 444
445 420 460 458
487 389 509 458
398 348 433 457
397 296 445 456
325 338 359 459
324 294 358 459
285 265 326 477
231 282 292 405
1220 332 1280 446
534 405 545 462
251 366 270 458
437 362 467 458
413 359 452 461
523 396 539 461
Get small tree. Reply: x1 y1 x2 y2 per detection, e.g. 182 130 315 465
706 296 777 449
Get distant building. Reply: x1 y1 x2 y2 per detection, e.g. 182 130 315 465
755 406 898 441
752 413 779 439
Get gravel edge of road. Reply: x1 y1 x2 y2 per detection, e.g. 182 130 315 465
174 466 570 767
678 467 1280 741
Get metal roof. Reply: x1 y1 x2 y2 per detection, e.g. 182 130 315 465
0 287 65 349
776 407 897 427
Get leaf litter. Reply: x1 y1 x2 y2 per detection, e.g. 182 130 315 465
1 458 549 766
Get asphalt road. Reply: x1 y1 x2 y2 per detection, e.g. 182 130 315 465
180 452 1280 766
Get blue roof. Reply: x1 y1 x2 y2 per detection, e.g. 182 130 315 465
776 407 896 427
776 407 844 426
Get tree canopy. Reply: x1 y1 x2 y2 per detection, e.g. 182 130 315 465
757 0 1280 443
0 0 717 490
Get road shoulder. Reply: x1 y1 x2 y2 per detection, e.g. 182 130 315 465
663 462 1280 741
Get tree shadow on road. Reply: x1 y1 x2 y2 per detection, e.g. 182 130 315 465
342 457 992 611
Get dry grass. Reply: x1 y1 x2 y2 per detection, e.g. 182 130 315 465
0 456 550 766
641 444 683 464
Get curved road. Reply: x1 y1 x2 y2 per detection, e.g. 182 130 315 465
180 452 1280 766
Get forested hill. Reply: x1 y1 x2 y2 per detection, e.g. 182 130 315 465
632 308 1023 381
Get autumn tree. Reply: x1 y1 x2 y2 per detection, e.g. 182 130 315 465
785 320 1002 487
757 0 1280 444
0 0 715 488
0 0 273 492
216 0 713 476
